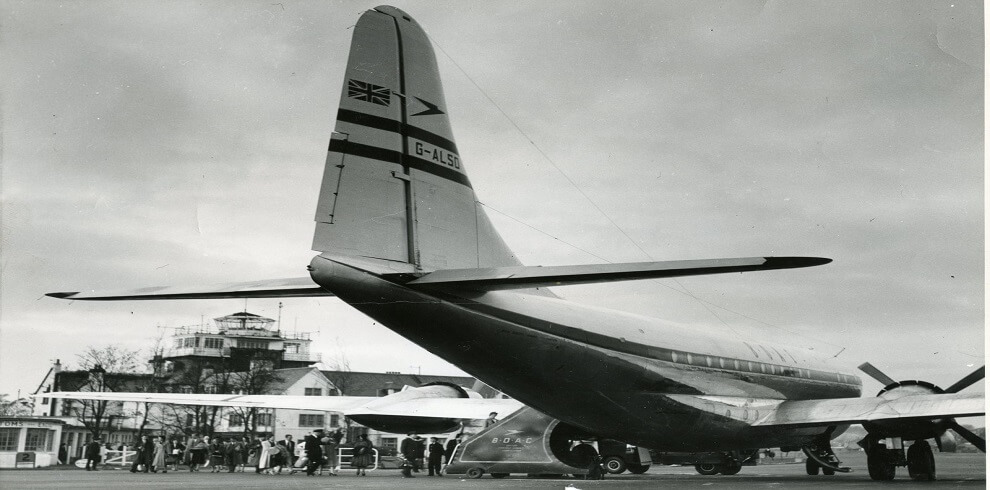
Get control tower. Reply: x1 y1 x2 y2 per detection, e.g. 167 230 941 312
158 312 320 381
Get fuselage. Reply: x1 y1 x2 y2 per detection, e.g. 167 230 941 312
311 255 862 451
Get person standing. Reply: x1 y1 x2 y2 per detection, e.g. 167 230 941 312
282 434 296 467
130 435 153 473
303 430 323 476
399 432 417 478
258 435 273 474
444 433 463 465
58 443 68 465
84 437 102 471
151 436 169 473
170 437 185 471
351 434 373 477
427 437 444 476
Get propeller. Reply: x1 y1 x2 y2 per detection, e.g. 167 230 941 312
857 362 896 387
856 362 985 453
944 366 985 393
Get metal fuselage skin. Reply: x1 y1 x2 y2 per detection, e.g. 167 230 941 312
310 256 861 452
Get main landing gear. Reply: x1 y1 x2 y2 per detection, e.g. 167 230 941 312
863 437 936 481
802 439 850 476
692 451 749 475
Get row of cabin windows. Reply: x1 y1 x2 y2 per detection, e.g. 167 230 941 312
667 351 855 384
225 413 339 428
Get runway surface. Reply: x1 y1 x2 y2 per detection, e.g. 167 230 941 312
1 452 984 488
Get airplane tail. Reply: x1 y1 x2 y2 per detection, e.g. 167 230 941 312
312 6 519 272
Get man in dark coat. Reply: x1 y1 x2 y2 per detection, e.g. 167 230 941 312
412 435 425 472
85 437 102 471
399 432 418 478
303 430 323 476
444 433 463 464
427 437 445 476
282 434 296 467
130 435 154 473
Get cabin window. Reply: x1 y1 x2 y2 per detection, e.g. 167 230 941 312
686 353 693 365
705 356 712 367
733 360 740 370
718 358 726 369
671 352 678 363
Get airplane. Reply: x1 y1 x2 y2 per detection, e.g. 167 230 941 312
43 5 983 481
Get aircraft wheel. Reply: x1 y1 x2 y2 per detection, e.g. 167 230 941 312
805 458 820 475
465 467 485 479
603 456 627 474
490 472 509 479
695 463 721 475
719 462 742 475
822 467 835 476
907 441 936 481
866 448 896 481
627 464 650 474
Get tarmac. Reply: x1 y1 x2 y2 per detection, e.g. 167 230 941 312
0 451 985 489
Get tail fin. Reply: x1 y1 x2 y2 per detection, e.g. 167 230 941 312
313 6 517 271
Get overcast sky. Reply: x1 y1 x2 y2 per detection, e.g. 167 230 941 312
1 1 983 407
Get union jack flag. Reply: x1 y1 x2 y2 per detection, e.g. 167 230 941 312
348 79 390 106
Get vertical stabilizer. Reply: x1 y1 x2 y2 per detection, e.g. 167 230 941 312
314 6 518 271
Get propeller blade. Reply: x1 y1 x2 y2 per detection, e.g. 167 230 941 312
858 362 896 387
949 420 985 452
944 366 985 393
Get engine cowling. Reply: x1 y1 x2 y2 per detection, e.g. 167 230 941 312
861 380 949 440
346 382 479 434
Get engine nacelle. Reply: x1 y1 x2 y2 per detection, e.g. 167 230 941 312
862 380 949 440
346 382 478 434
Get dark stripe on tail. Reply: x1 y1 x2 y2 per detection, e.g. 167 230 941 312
328 139 472 188
337 109 460 155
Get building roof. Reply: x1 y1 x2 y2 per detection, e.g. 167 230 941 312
319 370 476 397
269 367 329 393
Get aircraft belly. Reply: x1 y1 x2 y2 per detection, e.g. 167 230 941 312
310 257 837 451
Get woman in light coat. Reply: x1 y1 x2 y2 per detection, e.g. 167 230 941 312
258 436 273 474
151 436 169 473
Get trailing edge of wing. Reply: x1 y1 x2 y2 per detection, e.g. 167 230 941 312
38 391 523 420
403 256 831 291
46 277 332 301
39 391 366 412
666 392 984 428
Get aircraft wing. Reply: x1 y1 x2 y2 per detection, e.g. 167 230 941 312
666 392 984 428
46 277 331 301
41 391 366 411
402 256 831 291
39 390 523 420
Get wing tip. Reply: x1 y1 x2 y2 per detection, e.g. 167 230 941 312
764 256 832 269
46 291 80 299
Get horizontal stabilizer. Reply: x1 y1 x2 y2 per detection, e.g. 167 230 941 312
46 277 331 301
403 256 831 291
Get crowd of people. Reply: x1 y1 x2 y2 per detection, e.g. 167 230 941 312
80 426 473 477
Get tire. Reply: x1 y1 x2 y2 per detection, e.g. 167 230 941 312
866 449 896 481
627 464 650 474
603 456 627 474
465 467 485 479
490 472 509 479
719 462 742 475
695 463 720 476
805 458 820 475
822 467 835 476
907 441 936 481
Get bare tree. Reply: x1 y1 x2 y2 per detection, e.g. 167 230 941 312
68 345 144 439
0 394 33 416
